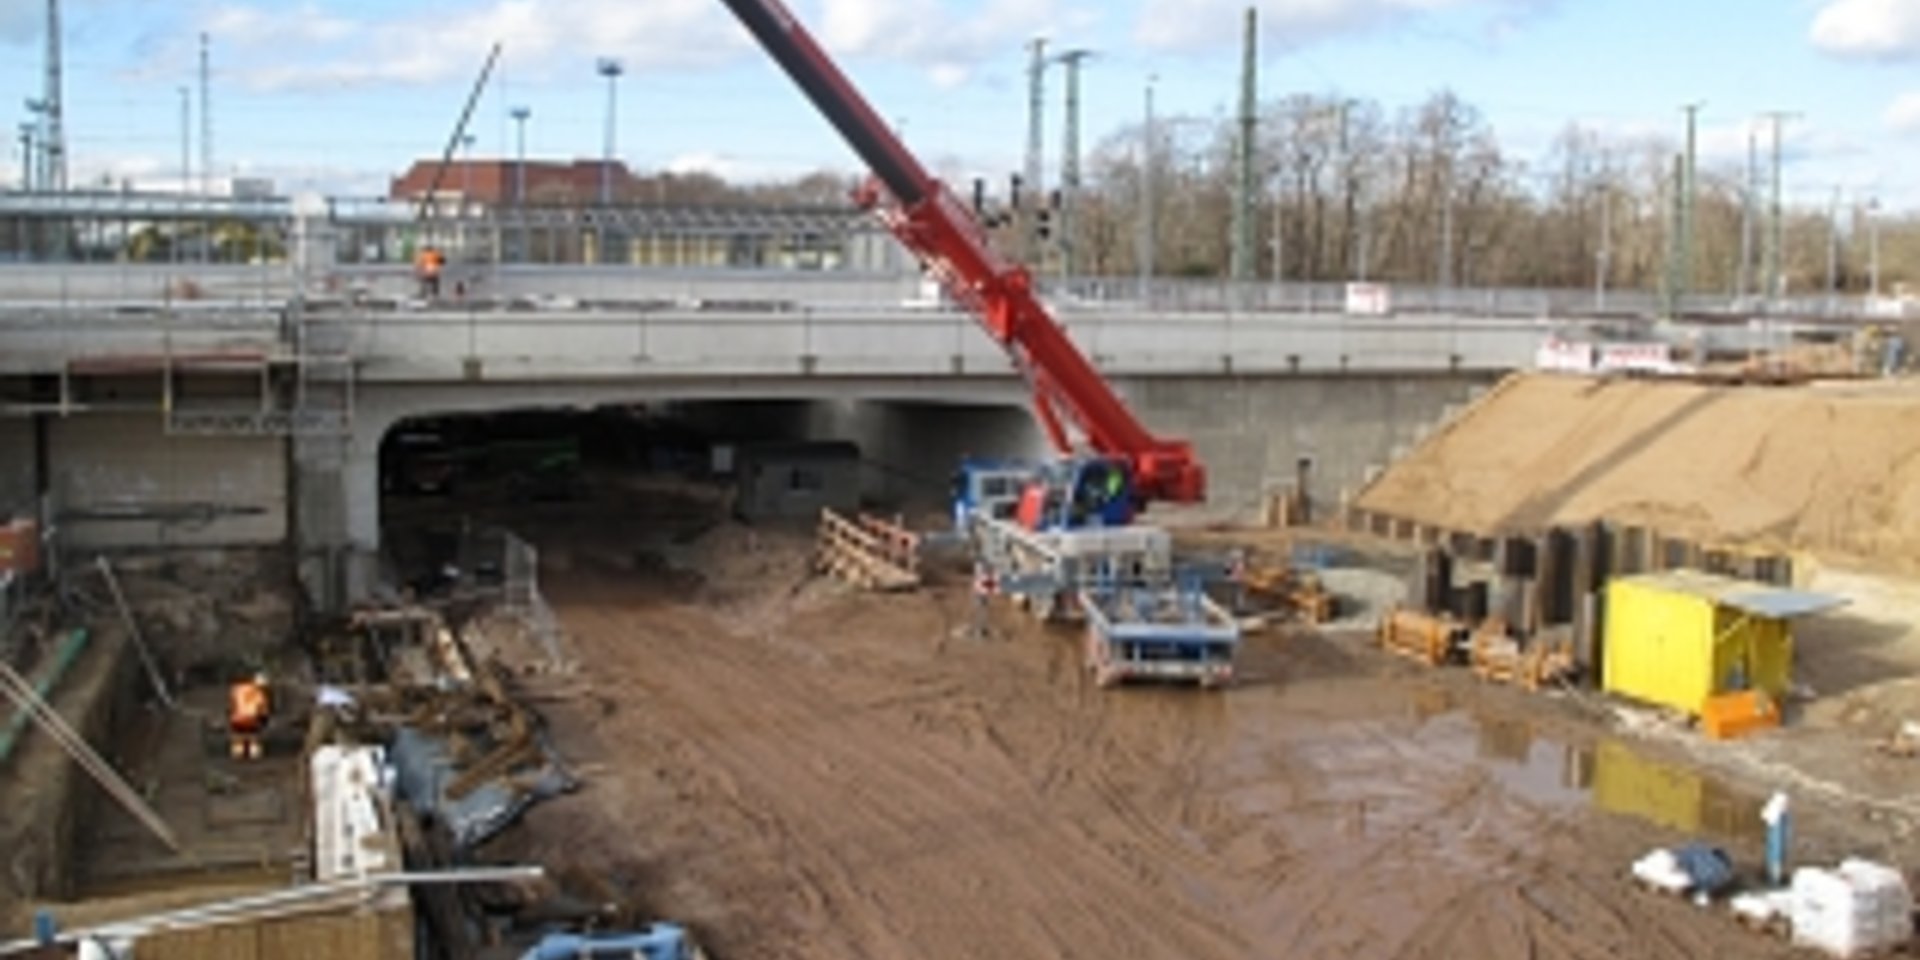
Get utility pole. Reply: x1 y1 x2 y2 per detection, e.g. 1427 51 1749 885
1826 185 1841 299
43 0 65 191
1678 102 1702 301
1664 153 1684 318
1596 182 1612 311
1139 74 1157 298
1025 37 1047 262
177 87 190 195
1760 110 1797 299
1057 49 1091 279
17 122 34 192
1337 99 1358 281
1270 164 1283 281
1868 197 1882 298
1229 6 1258 285
1439 189 1454 289
24 100 46 190
1738 127 1756 298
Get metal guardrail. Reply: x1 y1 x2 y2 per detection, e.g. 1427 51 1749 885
1051 277 1914 323
0 298 1556 380
0 259 1903 325
0 189 288 220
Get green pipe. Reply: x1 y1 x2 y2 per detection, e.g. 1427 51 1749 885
0 628 91 766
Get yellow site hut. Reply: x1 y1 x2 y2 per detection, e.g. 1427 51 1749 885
1602 570 1844 716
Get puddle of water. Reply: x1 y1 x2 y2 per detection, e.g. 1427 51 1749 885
1407 695 1767 845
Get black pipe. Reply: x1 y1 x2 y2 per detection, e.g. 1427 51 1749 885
718 0 929 206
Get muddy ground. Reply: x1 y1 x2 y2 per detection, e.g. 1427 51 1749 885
457 510 1911 960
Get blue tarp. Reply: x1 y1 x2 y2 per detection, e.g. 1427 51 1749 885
389 725 576 850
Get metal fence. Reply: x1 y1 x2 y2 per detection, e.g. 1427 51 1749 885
500 528 565 669
1050 276 1917 323
455 524 566 670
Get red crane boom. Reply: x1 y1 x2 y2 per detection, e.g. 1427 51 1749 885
716 0 1206 506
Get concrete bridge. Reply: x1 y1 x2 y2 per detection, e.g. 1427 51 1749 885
0 260 1861 609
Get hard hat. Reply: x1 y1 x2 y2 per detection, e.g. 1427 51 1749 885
253 672 269 686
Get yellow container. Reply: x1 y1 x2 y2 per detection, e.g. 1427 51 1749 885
1603 571 1797 716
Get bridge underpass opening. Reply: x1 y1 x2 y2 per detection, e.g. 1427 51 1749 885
374 397 1041 594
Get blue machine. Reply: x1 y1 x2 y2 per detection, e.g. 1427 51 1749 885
950 458 1035 531
952 457 1135 534
519 924 695 960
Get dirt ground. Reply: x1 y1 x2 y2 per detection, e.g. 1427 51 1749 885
488 515 1904 960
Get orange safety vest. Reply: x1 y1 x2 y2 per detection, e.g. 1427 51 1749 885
416 248 443 278
229 682 270 730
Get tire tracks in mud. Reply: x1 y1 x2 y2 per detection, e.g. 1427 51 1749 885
554 577 1248 959
542 565 1795 960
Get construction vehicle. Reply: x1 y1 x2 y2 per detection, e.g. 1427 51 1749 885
718 0 1234 686
715 0 1202 511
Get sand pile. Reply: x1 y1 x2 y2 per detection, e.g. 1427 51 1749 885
1356 373 1920 571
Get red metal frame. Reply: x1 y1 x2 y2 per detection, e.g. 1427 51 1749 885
718 0 1206 506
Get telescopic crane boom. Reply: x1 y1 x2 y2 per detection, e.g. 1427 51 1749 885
715 0 1206 506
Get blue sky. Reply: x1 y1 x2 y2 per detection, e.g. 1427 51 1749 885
1 0 1917 208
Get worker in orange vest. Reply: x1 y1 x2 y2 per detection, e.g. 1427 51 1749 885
228 672 272 760
414 245 445 299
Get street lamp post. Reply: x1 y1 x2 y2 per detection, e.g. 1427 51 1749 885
511 105 530 264
596 58 624 207
596 57 624 266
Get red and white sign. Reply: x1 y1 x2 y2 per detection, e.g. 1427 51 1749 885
1595 342 1676 373
1345 283 1393 316
1537 338 1689 376
1535 338 1595 372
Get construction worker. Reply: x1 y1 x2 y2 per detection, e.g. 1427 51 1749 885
228 672 272 761
970 563 996 639
414 245 444 299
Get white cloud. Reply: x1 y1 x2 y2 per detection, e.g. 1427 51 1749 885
205 4 356 46
191 0 1081 93
0 0 38 44
1136 0 1552 51
1811 0 1920 60
198 0 748 92
818 0 1092 86
1885 91 1920 134
665 150 822 183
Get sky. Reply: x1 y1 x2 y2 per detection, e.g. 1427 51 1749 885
1 0 1918 209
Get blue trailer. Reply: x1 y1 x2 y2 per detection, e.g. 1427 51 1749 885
1080 582 1239 688
519 924 702 960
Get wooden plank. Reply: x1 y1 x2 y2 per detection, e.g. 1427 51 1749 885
817 508 920 591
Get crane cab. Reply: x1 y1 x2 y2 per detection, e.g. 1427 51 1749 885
1014 458 1135 532
952 457 1137 534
